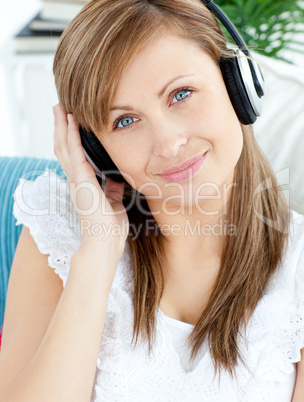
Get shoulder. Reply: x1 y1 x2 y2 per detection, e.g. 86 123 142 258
282 209 304 285
12 169 78 286
270 209 304 287
288 209 304 249
234 210 304 389
12 168 133 292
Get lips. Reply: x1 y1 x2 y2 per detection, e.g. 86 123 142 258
157 151 208 175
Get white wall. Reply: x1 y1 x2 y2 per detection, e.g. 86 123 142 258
0 0 42 157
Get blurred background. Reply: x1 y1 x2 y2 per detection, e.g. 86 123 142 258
0 0 303 162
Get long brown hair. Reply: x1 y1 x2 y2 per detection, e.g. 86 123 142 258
53 0 290 382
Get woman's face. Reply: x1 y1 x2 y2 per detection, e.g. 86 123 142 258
101 31 243 209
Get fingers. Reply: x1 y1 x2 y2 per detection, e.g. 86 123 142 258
53 103 69 164
53 103 87 180
66 113 87 169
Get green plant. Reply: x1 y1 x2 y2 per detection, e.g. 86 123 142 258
216 0 304 63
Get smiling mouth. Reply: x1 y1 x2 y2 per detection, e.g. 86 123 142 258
157 151 208 175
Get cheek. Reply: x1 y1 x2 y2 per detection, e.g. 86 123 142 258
221 99 244 162
214 123 243 176
190 85 236 138
111 149 148 188
195 86 243 172
99 141 135 182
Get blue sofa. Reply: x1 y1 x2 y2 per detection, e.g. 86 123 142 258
0 156 66 329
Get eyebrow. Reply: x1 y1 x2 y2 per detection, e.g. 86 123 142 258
109 74 196 112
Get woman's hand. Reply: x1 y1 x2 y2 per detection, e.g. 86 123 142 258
52 103 129 260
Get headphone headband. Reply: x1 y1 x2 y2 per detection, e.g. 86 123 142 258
202 0 248 50
201 0 265 99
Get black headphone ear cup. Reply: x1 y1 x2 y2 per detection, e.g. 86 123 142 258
81 130 128 184
220 56 257 125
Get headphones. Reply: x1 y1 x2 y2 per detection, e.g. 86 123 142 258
80 0 265 184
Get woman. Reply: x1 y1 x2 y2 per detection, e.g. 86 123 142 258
1 0 304 400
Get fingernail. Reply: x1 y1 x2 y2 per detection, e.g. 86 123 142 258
67 113 72 123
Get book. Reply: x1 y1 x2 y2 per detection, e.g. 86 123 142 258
40 1 88 22
14 15 62 53
29 12 69 32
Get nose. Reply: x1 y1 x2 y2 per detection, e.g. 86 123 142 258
152 119 188 158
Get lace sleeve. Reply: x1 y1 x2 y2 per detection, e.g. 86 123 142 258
12 168 81 287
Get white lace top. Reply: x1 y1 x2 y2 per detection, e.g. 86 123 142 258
163 315 297 402
12 168 304 402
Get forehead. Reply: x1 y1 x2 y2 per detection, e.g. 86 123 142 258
111 32 218 98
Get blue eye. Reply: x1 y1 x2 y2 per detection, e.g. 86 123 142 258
172 88 192 103
112 86 194 132
118 116 138 129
